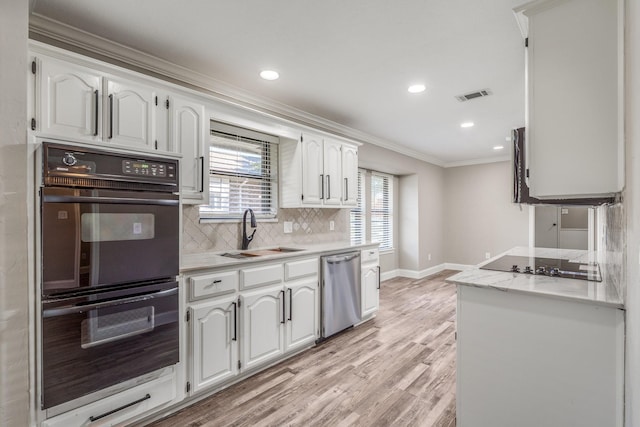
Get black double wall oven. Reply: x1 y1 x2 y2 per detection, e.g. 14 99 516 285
40 142 180 410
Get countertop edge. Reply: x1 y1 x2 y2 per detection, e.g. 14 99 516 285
448 277 625 310
180 242 380 273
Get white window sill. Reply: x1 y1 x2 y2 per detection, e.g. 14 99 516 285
199 217 279 224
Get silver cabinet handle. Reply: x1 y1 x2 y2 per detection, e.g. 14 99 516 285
326 175 331 200
93 90 99 136
377 266 381 290
320 174 324 199
344 177 348 201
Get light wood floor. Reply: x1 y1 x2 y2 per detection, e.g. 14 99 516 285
145 270 458 427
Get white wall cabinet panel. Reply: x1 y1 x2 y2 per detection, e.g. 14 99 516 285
190 297 238 394
280 133 359 208
106 78 155 150
518 0 623 198
341 144 358 207
322 138 342 206
240 286 285 371
300 133 324 205
285 280 318 352
37 58 102 140
171 95 208 204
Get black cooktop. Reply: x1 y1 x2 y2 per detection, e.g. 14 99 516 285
480 255 601 282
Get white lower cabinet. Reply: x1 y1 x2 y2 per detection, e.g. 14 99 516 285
285 279 318 352
42 374 175 427
241 285 286 371
456 285 624 427
186 257 319 395
189 296 239 394
361 248 380 319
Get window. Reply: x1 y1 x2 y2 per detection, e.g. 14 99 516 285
200 122 278 220
350 170 365 245
370 172 393 250
350 169 394 251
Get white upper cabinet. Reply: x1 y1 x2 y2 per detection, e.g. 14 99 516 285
300 133 324 205
36 58 102 140
171 94 208 204
516 0 623 198
322 138 342 206
280 132 359 208
105 77 155 150
341 144 358 207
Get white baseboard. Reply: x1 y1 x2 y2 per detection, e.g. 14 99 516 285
380 263 474 281
443 263 474 271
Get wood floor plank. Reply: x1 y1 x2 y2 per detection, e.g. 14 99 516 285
142 270 459 427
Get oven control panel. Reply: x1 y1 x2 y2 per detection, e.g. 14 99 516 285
43 142 179 191
122 160 176 179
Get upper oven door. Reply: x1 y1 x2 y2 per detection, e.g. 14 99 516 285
41 187 179 297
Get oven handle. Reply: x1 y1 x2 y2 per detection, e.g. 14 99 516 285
42 194 179 206
42 287 178 318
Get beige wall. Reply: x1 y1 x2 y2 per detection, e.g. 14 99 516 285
0 1 30 425
358 143 445 275
443 161 530 265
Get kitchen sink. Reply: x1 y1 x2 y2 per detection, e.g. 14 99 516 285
220 247 303 259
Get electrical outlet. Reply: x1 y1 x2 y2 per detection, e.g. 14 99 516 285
284 221 293 234
329 220 335 231
428 253 431 261
485 252 491 259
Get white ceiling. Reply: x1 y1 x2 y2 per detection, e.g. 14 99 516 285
30 0 526 166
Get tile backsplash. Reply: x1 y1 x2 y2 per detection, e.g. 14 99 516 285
182 206 350 254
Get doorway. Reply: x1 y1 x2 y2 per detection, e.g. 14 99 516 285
534 206 593 250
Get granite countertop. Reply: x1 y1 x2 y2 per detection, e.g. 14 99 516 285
181 241 379 272
446 247 623 309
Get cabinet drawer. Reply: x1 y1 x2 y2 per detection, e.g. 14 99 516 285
42 374 175 427
190 270 239 300
241 263 283 289
361 248 379 264
285 258 318 281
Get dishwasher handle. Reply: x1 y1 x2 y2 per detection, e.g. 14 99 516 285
324 252 360 264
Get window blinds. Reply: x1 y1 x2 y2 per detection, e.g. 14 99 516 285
200 123 278 219
350 169 365 245
370 172 393 250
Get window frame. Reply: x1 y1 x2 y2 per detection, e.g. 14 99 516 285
199 122 279 222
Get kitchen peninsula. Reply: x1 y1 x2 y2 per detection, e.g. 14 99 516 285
448 247 624 427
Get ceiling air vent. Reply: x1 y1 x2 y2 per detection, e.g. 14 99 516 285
455 89 492 102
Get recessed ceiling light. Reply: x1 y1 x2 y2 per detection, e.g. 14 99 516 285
408 84 426 94
460 122 474 128
260 70 279 80
493 145 504 150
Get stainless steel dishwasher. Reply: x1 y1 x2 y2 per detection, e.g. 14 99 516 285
320 251 361 339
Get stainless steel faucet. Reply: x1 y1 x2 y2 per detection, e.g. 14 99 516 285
241 208 257 250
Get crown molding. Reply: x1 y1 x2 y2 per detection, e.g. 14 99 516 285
443 155 510 168
29 13 446 167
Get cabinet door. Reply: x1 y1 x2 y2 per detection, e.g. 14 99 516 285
241 286 284 371
285 280 318 352
361 264 380 318
525 0 622 198
341 144 358 207
171 95 208 204
106 78 155 150
190 297 239 393
300 133 324 205
323 138 342 206
154 92 171 153
37 58 101 140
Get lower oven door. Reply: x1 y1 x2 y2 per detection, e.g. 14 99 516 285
41 187 179 296
41 281 179 410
